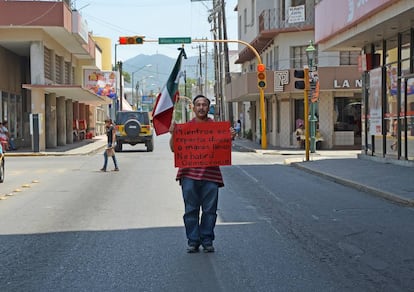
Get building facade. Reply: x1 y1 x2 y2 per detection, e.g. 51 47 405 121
315 0 414 161
226 0 362 149
0 0 110 151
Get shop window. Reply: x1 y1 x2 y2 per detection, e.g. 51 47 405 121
294 99 304 129
407 78 414 138
385 64 398 137
334 97 361 136
401 29 411 61
1 91 7 121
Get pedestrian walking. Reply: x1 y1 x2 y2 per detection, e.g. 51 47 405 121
101 118 119 172
169 94 236 253
234 119 241 138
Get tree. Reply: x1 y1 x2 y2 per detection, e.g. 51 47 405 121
123 71 131 84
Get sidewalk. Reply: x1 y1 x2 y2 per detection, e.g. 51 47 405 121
4 135 107 157
232 138 414 207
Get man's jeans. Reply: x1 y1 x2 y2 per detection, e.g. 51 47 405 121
181 177 219 247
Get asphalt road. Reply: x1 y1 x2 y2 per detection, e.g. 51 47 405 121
0 135 413 291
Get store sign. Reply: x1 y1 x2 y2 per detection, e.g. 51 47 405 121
333 79 362 89
84 70 117 99
141 95 153 104
274 70 289 92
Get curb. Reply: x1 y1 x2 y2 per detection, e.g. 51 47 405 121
291 162 414 207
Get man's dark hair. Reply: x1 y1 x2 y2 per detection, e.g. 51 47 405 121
193 94 210 106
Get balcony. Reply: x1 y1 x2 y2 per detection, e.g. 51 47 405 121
0 0 94 59
259 5 314 35
236 5 315 64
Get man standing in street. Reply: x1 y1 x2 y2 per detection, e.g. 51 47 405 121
169 94 236 253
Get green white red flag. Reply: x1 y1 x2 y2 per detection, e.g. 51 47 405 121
152 48 186 135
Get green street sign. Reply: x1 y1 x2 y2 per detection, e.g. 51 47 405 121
158 37 192 44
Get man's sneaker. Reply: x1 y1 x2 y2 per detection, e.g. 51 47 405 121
114 168 119 171
186 245 200 253
203 245 215 253
100 168 106 172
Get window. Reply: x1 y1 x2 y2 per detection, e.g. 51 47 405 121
55 55 63 84
244 8 247 34
238 15 242 39
291 46 307 68
274 46 279 70
292 44 319 68
65 62 71 84
340 51 359 65
250 0 255 26
269 49 273 70
44 47 52 80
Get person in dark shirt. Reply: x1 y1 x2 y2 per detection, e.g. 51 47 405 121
101 118 119 172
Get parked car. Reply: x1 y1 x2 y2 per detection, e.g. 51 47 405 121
0 144 4 183
114 111 154 152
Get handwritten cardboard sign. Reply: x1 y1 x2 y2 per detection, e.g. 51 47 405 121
173 121 232 168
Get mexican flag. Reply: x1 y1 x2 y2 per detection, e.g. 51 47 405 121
152 48 186 135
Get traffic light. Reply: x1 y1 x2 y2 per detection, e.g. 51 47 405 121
257 63 266 89
294 68 309 90
119 36 145 45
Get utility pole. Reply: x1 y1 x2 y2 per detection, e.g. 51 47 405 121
221 0 233 124
118 61 123 112
212 0 220 121
198 44 203 94
204 41 209 98
216 0 224 121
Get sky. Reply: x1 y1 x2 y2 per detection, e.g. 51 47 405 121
77 0 239 62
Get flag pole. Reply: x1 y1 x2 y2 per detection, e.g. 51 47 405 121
152 47 187 135
172 45 186 124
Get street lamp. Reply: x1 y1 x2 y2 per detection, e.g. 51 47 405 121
131 64 152 106
305 40 317 153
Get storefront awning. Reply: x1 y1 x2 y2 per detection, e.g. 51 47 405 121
22 84 112 106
